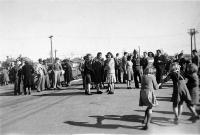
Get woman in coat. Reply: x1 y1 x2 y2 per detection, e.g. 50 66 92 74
22 61 34 95
63 60 73 87
139 67 160 130
92 52 104 94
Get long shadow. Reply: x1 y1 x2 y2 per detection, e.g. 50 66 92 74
33 91 84 96
135 109 191 116
0 91 15 96
156 96 171 102
64 115 144 130
64 114 172 130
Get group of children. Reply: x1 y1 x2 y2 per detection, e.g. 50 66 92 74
139 62 199 130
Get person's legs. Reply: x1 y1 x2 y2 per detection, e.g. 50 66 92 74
120 71 124 83
143 108 148 124
143 106 152 130
115 69 119 83
178 104 183 118
173 102 179 124
53 71 58 89
134 71 139 88
127 80 129 88
187 104 199 118
87 83 91 94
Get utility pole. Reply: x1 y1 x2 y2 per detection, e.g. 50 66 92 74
188 28 199 57
55 49 57 59
49 35 53 63
193 29 198 50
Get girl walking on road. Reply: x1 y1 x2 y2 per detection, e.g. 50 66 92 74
139 67 160 130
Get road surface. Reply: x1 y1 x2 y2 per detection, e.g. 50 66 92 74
0 80 199 134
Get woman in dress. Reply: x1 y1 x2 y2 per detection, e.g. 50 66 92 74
2 67 9 85
104 52 116 94
139 67 160 130
125 55 134 89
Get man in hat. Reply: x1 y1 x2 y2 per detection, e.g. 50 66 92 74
53 58 63 90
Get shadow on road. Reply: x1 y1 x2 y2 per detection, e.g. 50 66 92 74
64 115 144 130
0 91 15 96
156 96 171 102
64 114 173 130
135 109 191 116
33 91 84 96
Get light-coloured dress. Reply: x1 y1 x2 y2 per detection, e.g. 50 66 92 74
139 74 159 107
126 61 134 81
105 58 116 83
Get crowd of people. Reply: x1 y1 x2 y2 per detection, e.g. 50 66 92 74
0 49 199 130
1 57 73 95
78 49 199 129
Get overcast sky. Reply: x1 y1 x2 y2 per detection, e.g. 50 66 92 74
0 0 200 61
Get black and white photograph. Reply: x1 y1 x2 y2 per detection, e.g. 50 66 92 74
0 0 200 134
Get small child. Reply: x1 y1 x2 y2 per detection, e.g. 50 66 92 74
162 62 199 124
84 54 94 95
139 67 160 130
104 52 116 94
125 55 134 89
185 63 199 120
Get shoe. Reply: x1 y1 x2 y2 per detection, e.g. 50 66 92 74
174 118 179 125
191 115 200 123
142 125 148 130
96 91 103 94
108 91 114 94
86 93 92 95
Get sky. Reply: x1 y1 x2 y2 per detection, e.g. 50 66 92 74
0 0 200 61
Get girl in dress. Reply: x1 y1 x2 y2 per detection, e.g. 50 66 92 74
125 55 134 89
139 67 160 130
185 63 199 121
162 62 199 124
104 52 116 94
147 52 154 68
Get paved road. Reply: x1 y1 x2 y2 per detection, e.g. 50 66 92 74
0 80 199 134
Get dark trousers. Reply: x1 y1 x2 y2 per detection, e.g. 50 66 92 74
156 66 165 84
115 69 120 82
134 69 141 88
81 72 85 89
